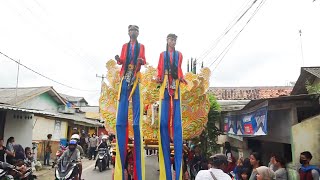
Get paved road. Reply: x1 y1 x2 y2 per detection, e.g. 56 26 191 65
82 159 112 179
38 155 160 179
82 155 160 179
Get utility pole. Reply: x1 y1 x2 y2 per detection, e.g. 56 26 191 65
190 58 193 74
96 74 105 94
187 59 189 72
96 74 105 115
299 30 304 67
15 59 20 106
193 58 197 74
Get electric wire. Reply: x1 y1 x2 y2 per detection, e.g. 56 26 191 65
0 51 99 92
211 0 267 71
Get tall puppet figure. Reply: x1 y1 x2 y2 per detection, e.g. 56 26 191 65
157 34 187 180
114 25 146 180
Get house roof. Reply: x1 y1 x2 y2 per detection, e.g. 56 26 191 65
55 112 103 127
0 103 56 116
59 93 88 105
291 67 320 95
208 86 293 100
217 100 250 111
0 86 66 105
242 94 319 111
79 106 99 113
304 67 320 78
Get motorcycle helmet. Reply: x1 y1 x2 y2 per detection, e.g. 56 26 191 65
69 140 77 151
102 135 108 142
71 134 80 141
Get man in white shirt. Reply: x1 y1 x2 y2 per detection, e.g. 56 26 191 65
195 154 232 180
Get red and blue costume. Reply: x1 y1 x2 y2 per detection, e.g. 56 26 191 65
115 40 146 180
157 49 184 180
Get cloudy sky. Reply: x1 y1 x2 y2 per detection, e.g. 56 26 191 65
0 0 319 105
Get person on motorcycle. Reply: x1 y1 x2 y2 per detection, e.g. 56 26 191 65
58 140 81 180
97 135 110 149
95 135 110 170
70 134 85 180
70 134 85 157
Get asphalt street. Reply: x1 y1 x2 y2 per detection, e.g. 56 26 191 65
37 155 160 179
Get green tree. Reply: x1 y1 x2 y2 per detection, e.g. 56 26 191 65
306 81 320 94
193 94 222 158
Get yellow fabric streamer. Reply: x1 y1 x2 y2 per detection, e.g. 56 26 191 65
129 72 141 99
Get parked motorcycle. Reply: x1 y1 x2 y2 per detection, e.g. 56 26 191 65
0 161 35 180
0 161 12 179
55 160 79 180
95 148 109 172
52 145 67 168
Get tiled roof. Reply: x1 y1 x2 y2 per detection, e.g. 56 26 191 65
208 86 293 100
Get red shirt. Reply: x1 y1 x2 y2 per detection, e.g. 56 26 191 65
117 42 146 77
157 50 183 81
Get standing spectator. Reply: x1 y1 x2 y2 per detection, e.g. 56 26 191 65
239 167 251 180
25 147 33 161
298 151 320 180
225 142 236 174
195 154 232 180
234 158 244 180
44 134 52 166
268 153 278 172
0 138 14 163
88 133 98 160
256 166 275 180
72 127 79 135
85 133 90 157
80 133 88 157
190 145 205 179
6 137 15 164
249 152 262 180
273 155 287 180
225 142 232 163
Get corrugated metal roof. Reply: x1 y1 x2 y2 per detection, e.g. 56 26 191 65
0 103 56 115
0 103 102 126
79 106 99 113
59 93 88 104
304 67 320 78
0 86 65 105
55 113 103 126
291 67 320 95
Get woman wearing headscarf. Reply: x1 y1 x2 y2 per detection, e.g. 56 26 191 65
256 166 275 180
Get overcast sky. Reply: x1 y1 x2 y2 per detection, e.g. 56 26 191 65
0 0 319 105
